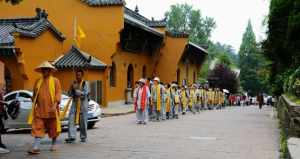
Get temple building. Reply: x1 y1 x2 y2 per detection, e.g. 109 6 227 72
0 0 207 106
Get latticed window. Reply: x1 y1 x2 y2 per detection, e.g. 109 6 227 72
110 62 116 87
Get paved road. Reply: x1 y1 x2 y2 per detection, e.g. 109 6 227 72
0 106 279 159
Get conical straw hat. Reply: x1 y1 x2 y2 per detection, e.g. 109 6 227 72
35 61 57 72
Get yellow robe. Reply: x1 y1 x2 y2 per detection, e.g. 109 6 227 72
181 90 188 109
28 76 62 133
208 90 214 105
214 91 219 105
166 88 171 113
189 89 196 107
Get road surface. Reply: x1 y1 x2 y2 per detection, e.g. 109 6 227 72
0 106 279 159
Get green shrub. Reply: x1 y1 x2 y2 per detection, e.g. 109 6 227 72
283 66 300 97
279 123 291 159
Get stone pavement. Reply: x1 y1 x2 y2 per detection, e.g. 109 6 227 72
0 106 279 159
102 103 134 117
288 137 300 159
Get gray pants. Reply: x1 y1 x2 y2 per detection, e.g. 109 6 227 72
194 104 201 112
136 108 148 123
171 104 179 119
68 104 88 140
161 104 166 120
152 102 161 120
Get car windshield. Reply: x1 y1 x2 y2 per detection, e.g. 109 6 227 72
4 93 17 101
19 92 32 99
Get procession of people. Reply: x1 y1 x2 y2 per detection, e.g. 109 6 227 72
133 76 227 124
0 61 267 155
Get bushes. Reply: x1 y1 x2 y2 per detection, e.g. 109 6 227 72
279 126 291 159
284 66 300 97
207 64 239 93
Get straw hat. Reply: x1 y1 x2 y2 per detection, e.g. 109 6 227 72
35 61 57 72
171 83 177 88
153 77 160 82
138 78 146 84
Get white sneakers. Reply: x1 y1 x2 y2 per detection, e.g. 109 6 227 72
0 147 10 154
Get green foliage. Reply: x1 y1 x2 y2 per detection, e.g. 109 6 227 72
217 53 232 67
286 94 300 105
239 20 269 96
199 42 239 83
263 0 300 95
165 3 216 45
198 60 210 79
279 126 291 159
208 42 239 67
165 3 240 90
284 66 300 97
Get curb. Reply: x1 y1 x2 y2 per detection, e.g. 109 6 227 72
102 110 135 118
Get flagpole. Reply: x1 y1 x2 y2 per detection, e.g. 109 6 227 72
73 16 77 46
73 16 77 73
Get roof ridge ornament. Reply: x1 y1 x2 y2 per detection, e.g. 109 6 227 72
134 5 139 13
35 8 48 19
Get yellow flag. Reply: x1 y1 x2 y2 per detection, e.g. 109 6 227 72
77 25 86 39
74 24 86 48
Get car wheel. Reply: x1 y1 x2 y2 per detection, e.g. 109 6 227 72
87 122 96 129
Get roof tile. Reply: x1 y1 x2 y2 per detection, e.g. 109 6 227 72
54 45 106 70
0 8 65 46
166 31 189 38
80 0 124 6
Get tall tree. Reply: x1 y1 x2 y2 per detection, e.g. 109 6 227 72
239 20 265 96
199 41 238 80
263 0 300 95
165 3 216 45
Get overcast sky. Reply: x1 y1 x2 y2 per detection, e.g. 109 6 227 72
125 0 269 52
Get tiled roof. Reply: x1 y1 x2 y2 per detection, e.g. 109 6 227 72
181 42 208 65
0 8 65 46
147 19 167 28
124 7 149 23
124 14 164 37
124 7 166 28
0 46 16 57
54 45 106 70
124 7 164 37
166 31 189 38
80 0 124 6
187 42 208 54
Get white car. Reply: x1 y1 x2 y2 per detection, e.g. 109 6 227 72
3 90 101 130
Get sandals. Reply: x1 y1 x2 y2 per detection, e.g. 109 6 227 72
50 145 58 151
27 149 40 155
65 138 76 144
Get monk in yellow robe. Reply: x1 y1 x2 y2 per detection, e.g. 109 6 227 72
180 86 189 115
207 88 214 110
28 61 61 154
165 84 171 119
188 85 196 114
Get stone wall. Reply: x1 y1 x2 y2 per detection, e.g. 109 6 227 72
277 95 300 159
277 95 300 137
